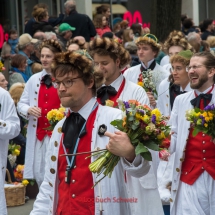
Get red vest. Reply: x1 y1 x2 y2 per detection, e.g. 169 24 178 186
97 78 125 107
181 87 215 185
36 84 61 141
57 107 98 215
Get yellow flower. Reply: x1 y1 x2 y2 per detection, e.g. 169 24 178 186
22 179 29 186
138 81 144 87
205 117 210 122
56 112 64 121
105 99 114 107
13 149 20 156
59 107 66 113
151 108 161 120
202 112 208 117
142 115 150 123
204 123 208 127
157 131 165 140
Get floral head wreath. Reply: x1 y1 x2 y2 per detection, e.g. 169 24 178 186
135 33 161 49
52 50 94 74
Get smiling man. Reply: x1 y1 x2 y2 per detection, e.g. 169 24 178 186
169 51 215 215
17 40 62 187
30 50 150 215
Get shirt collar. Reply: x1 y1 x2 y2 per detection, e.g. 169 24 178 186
100 74 123 92
141 58 155 69
195 85 214 96
70 97 97 121
41 69 51 77
180 83 192 92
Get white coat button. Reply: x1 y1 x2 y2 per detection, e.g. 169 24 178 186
203 150 206 153
72 194 75 198
202 167 204 169
202 141 205 144
72 180 75 183
74 166 76 169
202 134 205 137
203 158 206 160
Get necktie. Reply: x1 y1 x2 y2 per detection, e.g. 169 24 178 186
62 112 86 165
41 74 52 88
190 93 212 109
97 85 117 105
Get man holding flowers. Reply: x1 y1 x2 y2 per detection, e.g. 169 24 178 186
89 37 163 215
169 51 215 214
30 50 151 215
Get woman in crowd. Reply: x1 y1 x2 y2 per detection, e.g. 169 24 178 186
1 29 19 81
32 7 55 35
66 38 86 51
96 4 111 26
93 14 111 38
122 29 134 47
9 54 28 87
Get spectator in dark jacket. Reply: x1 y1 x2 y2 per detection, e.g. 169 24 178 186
201 19 215 40
63 0 96 42
25 3 64 36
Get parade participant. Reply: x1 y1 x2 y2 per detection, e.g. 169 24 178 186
89 37 163 215
30 50 151 215
157 50 193 117
0 87 20 215
88 37 149 106
124 34 169 107
0 73 8 90
169 51 215 214
156 50 193 214
17 39 62 187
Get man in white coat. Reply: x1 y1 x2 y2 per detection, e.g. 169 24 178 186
89 37 164 215
30 50 151 215
17 40 62 187
0 87 20 215
124 34 169 108
169 51 215 215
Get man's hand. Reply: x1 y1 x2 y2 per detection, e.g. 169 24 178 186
28 107 41 118
104 131 135 162
147 92 156 107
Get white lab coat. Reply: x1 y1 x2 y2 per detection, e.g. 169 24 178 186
0 87 20 215
30 104 151 215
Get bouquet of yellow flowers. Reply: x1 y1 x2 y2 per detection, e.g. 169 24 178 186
46 106 66 130
14 165 25 182
186 104 215 138
0 60 5 72
88 100 170 186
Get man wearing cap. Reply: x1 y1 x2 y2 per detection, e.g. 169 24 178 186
18 33 38 79
57 23 76 49
169 51 215 214
124 34 169 108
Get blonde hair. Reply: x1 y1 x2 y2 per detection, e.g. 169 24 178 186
9 83 25 106
207 36 215 48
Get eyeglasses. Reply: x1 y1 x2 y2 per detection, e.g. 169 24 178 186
187 65 205 71
170 66 186 73
52 77 82 89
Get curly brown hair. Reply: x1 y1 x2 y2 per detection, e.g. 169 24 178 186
89 37 131 69
32 7 48 22
163 30 192 52
51 51 104 94
66 38 86 50
93 14 105 29
40 39 63 53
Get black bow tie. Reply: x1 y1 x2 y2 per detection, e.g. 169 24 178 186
41 74 52 88
190 93 212 108
140 60 156 72
97 85 117 105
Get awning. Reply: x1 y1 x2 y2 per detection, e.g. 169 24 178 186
92 4 127 15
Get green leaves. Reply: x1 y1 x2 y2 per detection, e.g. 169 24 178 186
135 143 152 161
144 140 159 151
110 119 124 131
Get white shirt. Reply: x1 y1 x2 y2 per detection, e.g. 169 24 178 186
141 58 155 69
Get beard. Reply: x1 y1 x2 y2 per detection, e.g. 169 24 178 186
190 73 208 89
